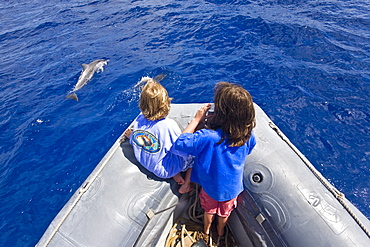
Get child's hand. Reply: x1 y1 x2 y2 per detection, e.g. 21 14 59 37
124 128 132 138
120 128 133 144
194 103 211 122
182 103 211 134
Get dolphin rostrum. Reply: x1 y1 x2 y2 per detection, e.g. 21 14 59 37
66 59 109 101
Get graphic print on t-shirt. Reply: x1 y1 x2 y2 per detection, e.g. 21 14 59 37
132 130 161 153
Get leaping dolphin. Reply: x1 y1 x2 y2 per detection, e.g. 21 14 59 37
66 59 109 101
136 73 167 88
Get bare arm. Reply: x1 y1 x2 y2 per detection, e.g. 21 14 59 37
182 103 211 133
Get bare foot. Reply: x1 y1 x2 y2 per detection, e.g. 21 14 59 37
178 183 194 194
173 174 185 185
201 234 210 245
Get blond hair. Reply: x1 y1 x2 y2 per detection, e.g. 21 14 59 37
208 82 256 147
139 79 172 121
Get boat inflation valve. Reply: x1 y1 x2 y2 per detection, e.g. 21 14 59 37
244 162 274 193
252 173 263 183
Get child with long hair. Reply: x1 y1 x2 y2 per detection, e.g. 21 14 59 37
175 82 256 237
125 77 193 194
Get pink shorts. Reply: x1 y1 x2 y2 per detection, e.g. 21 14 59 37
199 188 237 217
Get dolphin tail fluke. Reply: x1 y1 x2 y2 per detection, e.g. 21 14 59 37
153 73 167 83
66 93 78 101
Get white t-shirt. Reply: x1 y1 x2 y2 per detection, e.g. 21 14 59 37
130 114 191 178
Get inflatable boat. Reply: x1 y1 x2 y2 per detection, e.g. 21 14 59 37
37 103 370 246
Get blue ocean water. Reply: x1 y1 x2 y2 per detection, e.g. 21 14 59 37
0 0 369 246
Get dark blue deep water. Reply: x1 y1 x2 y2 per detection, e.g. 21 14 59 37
0 0 369 246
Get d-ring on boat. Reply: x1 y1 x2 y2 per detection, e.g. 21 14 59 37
37 103 370 247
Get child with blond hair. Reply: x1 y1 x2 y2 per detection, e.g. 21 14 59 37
125 77 193 194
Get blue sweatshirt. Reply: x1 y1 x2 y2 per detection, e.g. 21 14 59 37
175 129 256 201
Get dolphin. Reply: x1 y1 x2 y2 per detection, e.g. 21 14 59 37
66 59 109 101
136 73 167 88
153 73 166 82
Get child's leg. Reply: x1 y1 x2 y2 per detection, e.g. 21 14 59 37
216 215 229 236
178 168 193 194
216 196 237 236
203 212 215 235
173 173 185 185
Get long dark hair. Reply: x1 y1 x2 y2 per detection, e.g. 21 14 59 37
207 82 256 147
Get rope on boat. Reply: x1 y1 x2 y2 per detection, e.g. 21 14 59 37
165 185 234 247
268 121 370 238
188 184 204 224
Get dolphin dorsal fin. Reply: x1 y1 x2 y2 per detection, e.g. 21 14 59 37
82 64 88 70
154 73 167 82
